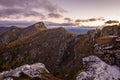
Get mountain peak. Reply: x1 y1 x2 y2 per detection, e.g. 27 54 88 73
29 21 47 30
20 22 47 37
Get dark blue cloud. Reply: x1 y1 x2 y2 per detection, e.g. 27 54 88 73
48 13 62 18
75 17 105 22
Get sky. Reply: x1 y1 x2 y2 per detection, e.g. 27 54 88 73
0 0 120 27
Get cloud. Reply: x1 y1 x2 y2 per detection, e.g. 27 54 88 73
89 17 105 21
105 20 119 24
45 21 75 27
0 0 66 20
48 13 62 18
0 8 46 19
64 18 72 22
75 17 105 22
0 20 36 27
75 19 88 22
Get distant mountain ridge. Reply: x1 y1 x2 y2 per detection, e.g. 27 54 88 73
0 22 47 44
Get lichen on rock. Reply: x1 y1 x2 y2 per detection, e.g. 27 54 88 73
0 63 49 80
76 56 120 80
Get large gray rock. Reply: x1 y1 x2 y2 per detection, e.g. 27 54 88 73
76 56 120 80
0 63 49 80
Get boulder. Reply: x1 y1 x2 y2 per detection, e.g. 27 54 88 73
0 63 49 80
76 56 120 80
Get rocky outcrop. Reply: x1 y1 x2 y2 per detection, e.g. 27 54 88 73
101 25 120 36
0 63 49 80
87 28 101 42
87 25 120 41
95 36 120 67
76 56 120 80
20 22 47 37
87 25 120 67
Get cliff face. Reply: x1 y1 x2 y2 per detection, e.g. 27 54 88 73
95 36 120 67
76 25 120 80
86 26 120 66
